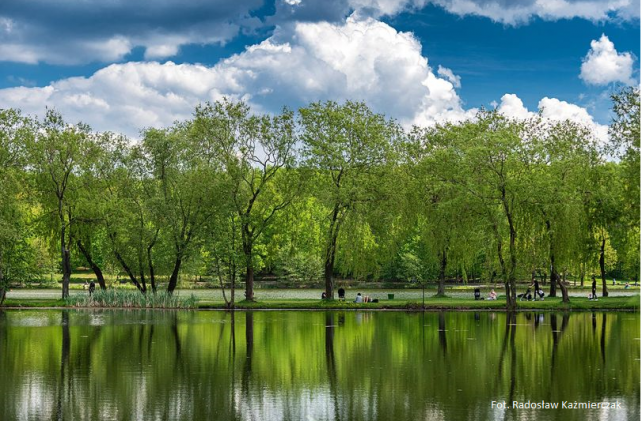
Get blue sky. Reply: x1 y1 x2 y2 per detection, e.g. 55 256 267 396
0 0 638 138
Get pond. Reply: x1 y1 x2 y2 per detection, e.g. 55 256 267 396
0 310 638 420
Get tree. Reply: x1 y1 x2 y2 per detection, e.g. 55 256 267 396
524 119 597 303
0 109 34 303
442 112 532 309
68 132 123 290
300 101 399 299
194 100 297 301
609 86 640 223
28 110 89 299
141 124 221 294
408 124 487 296
608 86 640 281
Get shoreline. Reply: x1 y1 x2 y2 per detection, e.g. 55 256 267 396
2 295 639 311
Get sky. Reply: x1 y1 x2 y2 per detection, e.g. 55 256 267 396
0 0 639 139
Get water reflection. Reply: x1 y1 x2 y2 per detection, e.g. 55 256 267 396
0 310 638 421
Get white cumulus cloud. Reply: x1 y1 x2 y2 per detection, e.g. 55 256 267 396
497 93 533 119
580 34 635 86
0 16 471 136
0 15 609 143
497 93 609 142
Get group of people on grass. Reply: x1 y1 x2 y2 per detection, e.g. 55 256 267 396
321 289 378 303
321 276 636 303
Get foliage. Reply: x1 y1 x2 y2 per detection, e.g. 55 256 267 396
0 94 639 309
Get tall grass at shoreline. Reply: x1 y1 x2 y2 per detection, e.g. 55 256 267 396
66 289 197 309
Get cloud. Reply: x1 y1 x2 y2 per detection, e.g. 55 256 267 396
310 0 640 23
0 15 608 143
497 93 532 119
429 0 638 24
580 34 635 86
0 0 261 64
437 66 461 89
0 16 471 136
497 93 608 142
1 0 638 66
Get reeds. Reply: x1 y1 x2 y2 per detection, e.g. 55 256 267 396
66 289 197 309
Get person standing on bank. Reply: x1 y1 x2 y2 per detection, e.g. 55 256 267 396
591 276 597 300
89 280 95 297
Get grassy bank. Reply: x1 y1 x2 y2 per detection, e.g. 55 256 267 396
197 295 639 311
2 294 638 311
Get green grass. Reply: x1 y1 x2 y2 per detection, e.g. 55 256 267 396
2 292 638 311
2 299 67 308
195 295 639 311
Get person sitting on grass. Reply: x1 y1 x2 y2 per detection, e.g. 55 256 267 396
487 289 497 300
355 293 363 303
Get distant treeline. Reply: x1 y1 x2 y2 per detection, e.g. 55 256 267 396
0 87 638 309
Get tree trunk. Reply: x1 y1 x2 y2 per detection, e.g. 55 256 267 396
505 215 517 310
60 222 72 299
580 262 585 287
500 190 517 310
493 223 510 307
230 254 236 309
545 219 557 298
241 221 255 301
599 237 608 297
147 230 159 294
113 250 144 293
61 245 71 300
324 204 341 300
548 273 557 297
550 254 569 303
0 252 5 305
147 247 156 294
556 274 569 303
167 257 183 294
437 248 447 296
76 240 106 290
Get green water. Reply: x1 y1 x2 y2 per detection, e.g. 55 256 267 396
0 310 638 420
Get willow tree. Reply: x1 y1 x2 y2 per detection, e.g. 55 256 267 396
28 110 90 299
524 119 597 303
407 124 488 296
68 132 126 291
194 100 297 301
300 101 399 299
443 111 532 309
0 109 32 304
609 86 640 280
141 124 223 294
609 86 640 223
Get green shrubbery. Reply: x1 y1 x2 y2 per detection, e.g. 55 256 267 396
66 289 197 309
